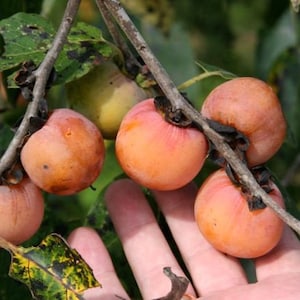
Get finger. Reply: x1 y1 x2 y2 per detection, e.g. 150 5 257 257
255 225 300 281
152 182 248 296
104 178 196 300
67 226 129 300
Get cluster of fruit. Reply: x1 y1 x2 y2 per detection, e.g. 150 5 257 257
115 76 287 258
195 77 286 258
0 60 287 259
0 61 146 245
0 107 106 244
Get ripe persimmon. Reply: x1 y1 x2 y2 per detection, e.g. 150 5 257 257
0 177 44 244
201 77 286 166
194 169 284 258
20 108 105 195
115 98 208 191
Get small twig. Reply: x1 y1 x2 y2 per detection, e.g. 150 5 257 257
0 0 81 176
95 0 129 56
152 267 189 300
177 71 222 91
102 0 300 234
95 0 141 73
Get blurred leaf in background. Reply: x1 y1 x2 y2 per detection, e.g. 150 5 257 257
0 0 43 19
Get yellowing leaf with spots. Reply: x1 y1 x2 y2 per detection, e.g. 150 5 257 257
8 234 101 300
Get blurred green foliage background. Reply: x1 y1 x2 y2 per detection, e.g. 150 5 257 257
0 0 300 299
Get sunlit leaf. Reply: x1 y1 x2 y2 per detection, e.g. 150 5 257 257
9 234 101 300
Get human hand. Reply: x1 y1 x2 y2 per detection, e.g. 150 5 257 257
68 178 300 300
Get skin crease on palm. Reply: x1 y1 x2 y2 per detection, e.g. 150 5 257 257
67 179 300 300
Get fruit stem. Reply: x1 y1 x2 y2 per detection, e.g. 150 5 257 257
0 236 19 253
102 0 300 235
177 71 225 91
0 0 81 178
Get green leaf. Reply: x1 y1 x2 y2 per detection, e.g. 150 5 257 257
0 249 32 300
0 13 122 87
68 22 106 44
54 23 122 85
257 9 297 79
9 234 101 300
0 12 55 71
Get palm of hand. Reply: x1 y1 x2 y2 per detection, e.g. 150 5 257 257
68 179 300 300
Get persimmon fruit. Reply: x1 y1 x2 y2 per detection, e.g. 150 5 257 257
115 98 208 191
201 77 286 166
20 108 105 195
194 169 284 258
66 61 149 139
0 177 44 244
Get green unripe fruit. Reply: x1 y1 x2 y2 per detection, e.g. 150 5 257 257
66 62 149 139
